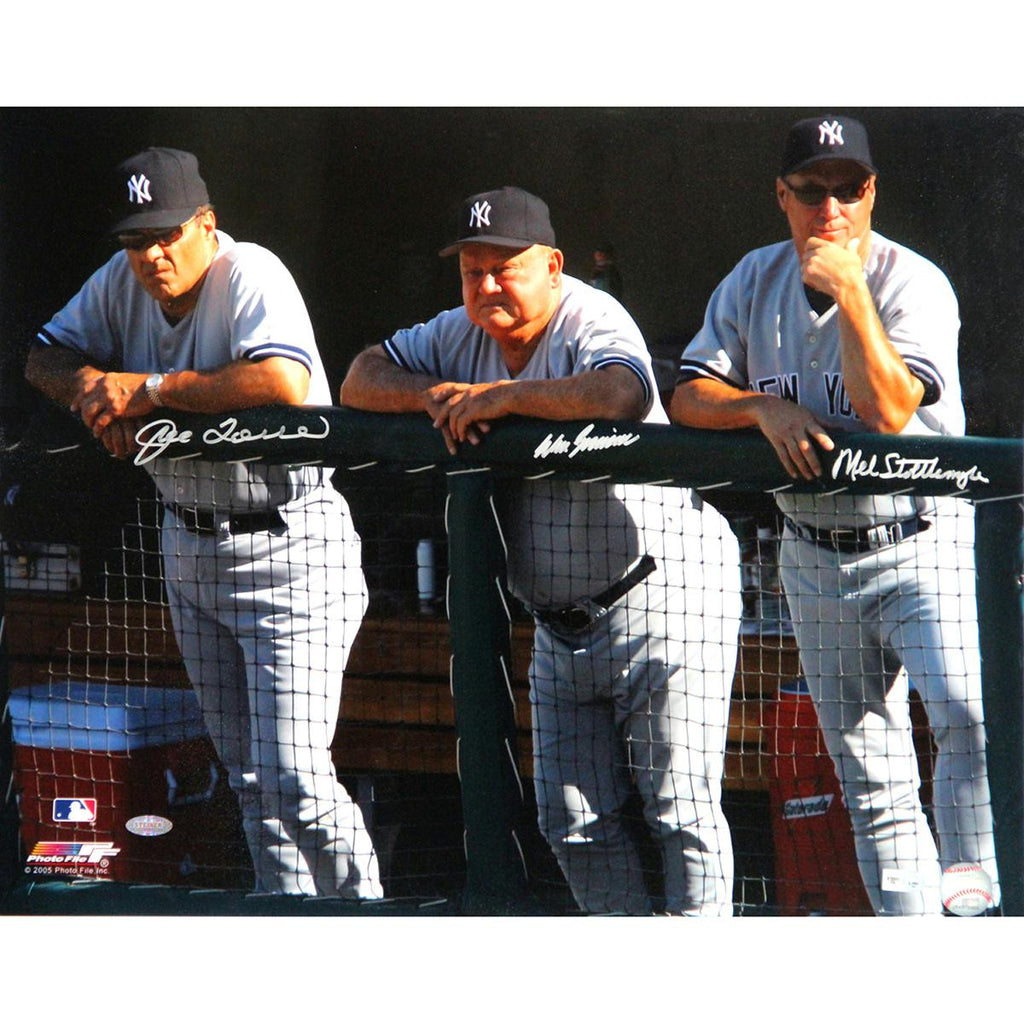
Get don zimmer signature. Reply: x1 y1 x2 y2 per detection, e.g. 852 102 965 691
533 423 641 460
132 416 331 466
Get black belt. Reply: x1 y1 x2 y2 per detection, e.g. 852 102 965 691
785 516 929 553
533 555 657 632
164 502 286 536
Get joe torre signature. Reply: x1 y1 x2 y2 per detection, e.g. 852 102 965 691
533 423 641 460
831 447 990 491
133 416 331 466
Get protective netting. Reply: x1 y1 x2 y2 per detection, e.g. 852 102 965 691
0 445 1004 915
2 469 469 901
767 496 997 916
502 478 994 914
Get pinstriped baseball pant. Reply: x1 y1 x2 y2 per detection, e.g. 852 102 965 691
778 499 999 915
530 505 741 915
161 488 382 898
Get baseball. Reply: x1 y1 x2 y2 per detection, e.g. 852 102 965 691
940 863 994 916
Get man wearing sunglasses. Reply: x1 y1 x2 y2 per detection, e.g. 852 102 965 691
24 147 382 901
670 115 999 915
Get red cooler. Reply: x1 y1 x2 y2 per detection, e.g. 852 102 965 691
9 681 250 889
765 678 872 915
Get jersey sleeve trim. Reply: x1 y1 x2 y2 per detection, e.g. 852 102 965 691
674 359 741 389
381 337 410 370
902 356 944 407
592 356 652 409
35 327 59 347
244 342 314 373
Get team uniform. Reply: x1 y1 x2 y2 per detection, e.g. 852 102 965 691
35 231 382 898
678 232 999 914
385 275 742 914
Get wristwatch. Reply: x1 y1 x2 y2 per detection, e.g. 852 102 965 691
145 373 165 407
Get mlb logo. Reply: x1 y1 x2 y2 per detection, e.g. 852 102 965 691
52 798 97 823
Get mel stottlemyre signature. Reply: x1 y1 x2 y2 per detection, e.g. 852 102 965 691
831 447 990 491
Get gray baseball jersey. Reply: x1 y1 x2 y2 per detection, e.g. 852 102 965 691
37 231 329 511
678 232 963 528
385 275 685 608
678 232 998 914
384 275 742 914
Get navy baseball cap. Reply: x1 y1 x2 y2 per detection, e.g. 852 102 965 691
779 116 878 178
109 147 210 234
439 186 556 257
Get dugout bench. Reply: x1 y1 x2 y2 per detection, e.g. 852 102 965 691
1 591 799 793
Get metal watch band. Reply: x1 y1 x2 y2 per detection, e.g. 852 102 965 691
146 373 165 407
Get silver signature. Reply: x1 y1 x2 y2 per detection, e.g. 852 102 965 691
831 447 990 491
533 423 641 460
133 416 331 466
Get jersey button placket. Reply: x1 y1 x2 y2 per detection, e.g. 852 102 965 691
807 329 818 367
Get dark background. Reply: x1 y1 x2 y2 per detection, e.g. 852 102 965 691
1 107 1022 437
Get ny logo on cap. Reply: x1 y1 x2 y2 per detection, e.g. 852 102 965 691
817 120 844 147
469 200 492 229
127 173 152 205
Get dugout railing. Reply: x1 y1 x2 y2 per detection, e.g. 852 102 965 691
1 406 1021 915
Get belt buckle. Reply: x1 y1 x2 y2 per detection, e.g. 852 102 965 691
179 506 201 533
556 606 593 632
178 505 218 535
828 527 853 549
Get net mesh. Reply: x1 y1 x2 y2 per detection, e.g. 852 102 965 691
0 448 1002 915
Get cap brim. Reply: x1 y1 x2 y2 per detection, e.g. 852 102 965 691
109 206 201 235
438 235 544 257
782 155 878 178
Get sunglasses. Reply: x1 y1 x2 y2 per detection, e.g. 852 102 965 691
118 212 200 252
783 179 870 207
